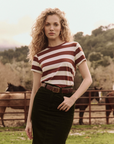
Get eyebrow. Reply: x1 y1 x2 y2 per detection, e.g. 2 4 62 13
45 21 59 23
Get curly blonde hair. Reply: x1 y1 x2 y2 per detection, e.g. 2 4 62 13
28 8 73 61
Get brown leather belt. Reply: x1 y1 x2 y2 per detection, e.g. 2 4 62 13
41 83 73 94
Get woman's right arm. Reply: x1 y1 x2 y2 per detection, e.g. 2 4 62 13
25 72 42 140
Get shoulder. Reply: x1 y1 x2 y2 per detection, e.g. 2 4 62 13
63 41 82 51
35 47 49 57
63 41 81 47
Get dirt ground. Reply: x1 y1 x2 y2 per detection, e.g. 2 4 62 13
0 104 114 127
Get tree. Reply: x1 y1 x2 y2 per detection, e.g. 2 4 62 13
88 52 103 61
92 26 104 36
73 32 83 41
0 46 29 64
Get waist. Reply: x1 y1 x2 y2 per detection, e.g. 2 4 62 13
41 83 73 94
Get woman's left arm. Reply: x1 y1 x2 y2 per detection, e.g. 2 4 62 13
57 61 92 112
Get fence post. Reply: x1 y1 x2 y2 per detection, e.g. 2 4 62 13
24 92 27 124
89 91 91 125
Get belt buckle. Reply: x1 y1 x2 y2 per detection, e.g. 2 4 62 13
52 87 60 93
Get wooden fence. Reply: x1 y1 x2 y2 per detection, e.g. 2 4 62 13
0 90 114 126
73 90 114 125
0 91 31 125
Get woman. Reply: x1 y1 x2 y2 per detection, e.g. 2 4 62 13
25 8 92 144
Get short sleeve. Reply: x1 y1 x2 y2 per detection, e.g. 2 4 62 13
74 42 86 67
31 55 42 74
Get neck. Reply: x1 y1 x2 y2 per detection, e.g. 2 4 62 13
48 39 64 47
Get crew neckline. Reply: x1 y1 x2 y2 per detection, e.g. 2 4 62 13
48 41 66 48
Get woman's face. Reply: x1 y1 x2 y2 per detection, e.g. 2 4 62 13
44 14 61 41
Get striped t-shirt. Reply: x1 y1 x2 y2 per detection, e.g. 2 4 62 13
31 41 86 87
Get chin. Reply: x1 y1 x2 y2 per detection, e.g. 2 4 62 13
48 37 56 40
48 36 60 40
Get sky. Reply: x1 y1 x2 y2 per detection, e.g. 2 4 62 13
0 0 114 48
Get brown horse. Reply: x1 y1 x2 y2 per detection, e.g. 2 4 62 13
6 83 26 91
105 91 114 124
75 87 102 125
0 92 30 127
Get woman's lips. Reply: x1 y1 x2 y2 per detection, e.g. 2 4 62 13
49 33 54 35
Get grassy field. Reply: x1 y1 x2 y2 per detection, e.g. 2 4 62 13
0 125 114 144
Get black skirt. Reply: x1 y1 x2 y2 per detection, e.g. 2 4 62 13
31 86 74 144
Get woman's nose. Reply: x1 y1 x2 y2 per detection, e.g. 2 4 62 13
50 25 54 30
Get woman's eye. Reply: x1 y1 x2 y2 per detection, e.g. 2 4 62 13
54 23 58 26
45 23 50 26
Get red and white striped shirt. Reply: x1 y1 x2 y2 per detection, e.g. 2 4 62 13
31 42 86 87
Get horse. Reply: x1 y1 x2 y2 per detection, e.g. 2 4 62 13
6 83 26 91
0 92 30 127
105 91 114 124
75 87 102 125
0 83 30 127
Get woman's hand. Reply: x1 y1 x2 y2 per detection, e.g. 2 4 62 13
25 121 33 140
57 96 75 112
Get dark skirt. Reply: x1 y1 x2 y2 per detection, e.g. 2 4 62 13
31 86 74 144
